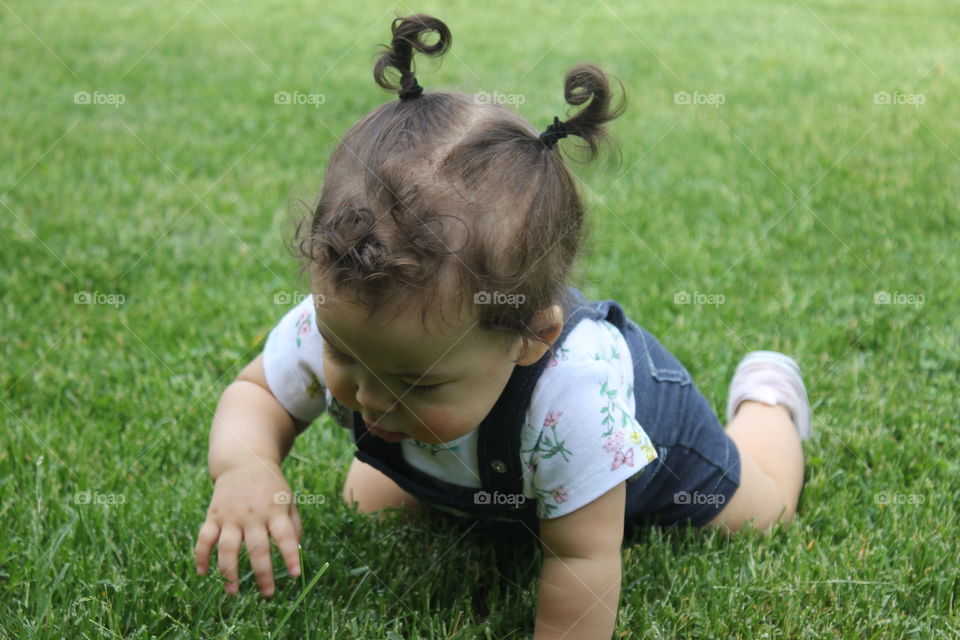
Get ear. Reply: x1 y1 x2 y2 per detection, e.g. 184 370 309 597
514 305 563 366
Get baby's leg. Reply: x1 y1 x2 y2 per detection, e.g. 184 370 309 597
342 457 422 517
705 401 805 534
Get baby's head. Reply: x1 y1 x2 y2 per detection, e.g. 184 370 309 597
292 14 625 444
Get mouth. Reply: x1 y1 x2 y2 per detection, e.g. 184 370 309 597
364 420 409 443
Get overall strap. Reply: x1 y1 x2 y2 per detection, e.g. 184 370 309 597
475 286 597 496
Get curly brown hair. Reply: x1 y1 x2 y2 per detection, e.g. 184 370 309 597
292 13 625 357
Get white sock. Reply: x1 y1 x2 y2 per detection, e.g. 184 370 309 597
725 350 812 441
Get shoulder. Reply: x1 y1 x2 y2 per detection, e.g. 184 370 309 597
521 317 655 518
264 294 325 357
261 294 329 424
526 317 635 442
534 317 633 398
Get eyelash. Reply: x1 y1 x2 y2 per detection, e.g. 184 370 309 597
325 344 443 395
324 345 353 363
403 382 442 395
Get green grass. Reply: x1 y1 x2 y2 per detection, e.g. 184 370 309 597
2 0 958 637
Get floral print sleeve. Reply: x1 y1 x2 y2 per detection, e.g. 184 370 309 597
261 294 328 424
521 319 658 519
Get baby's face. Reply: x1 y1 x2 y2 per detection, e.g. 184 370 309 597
312 291 524 445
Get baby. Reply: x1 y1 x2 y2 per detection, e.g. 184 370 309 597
194 14 813 639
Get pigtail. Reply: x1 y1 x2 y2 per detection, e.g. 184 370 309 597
548 64 626 162
373 14 452 99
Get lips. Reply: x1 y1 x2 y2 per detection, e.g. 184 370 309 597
364 420 409 443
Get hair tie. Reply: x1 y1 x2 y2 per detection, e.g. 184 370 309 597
539 116 569 149
398 71 423 100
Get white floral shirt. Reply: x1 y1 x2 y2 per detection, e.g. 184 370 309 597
262 295 658 519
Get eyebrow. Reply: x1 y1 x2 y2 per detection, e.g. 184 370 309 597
315 324 451 381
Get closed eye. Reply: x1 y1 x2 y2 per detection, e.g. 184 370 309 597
401 381 442 395
324 342 354 363
325 343 444 395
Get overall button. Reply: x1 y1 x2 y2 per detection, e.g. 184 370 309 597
490 459 507 473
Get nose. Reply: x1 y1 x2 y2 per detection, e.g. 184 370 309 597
353 372 397 416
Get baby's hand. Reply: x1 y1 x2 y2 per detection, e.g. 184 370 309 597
194 461 303 597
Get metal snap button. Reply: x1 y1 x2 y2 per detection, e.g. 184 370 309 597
490 459 507 473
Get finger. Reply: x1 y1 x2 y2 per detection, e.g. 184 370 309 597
243 524 276 598
194 519 221 575
289 502 303 542
216 524 243 595
268 513 301 578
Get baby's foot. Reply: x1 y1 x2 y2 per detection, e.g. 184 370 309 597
725 350 812 441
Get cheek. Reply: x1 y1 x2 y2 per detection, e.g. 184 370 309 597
323 360 355 406
418 405 467 436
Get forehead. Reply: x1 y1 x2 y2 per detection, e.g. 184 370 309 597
310 286 504 376
315 291 473 340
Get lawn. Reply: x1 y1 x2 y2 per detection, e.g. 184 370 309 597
2 0 958 638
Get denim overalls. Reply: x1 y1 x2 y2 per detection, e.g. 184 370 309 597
349 287 741 532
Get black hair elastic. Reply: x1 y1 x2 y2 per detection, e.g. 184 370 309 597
398 71 423 100
539 116 569 149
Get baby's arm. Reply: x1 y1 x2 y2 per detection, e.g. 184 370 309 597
205 353 307 477
534 482 626 640
194 353 308 597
